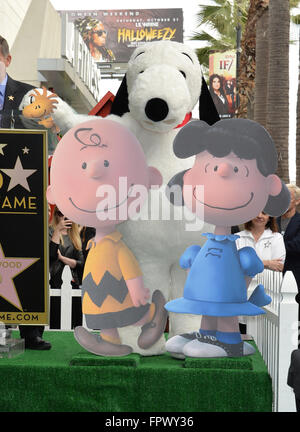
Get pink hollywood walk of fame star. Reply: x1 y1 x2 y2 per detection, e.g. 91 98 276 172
0 243 39 310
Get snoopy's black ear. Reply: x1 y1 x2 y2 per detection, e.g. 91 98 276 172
199 76 220 125
110 75 129 117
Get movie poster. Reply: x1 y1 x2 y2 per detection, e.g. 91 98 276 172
209 50 237 119
60 9 183 63
0 130 49 325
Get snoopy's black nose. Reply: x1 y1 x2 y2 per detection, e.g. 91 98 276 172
145 98 169 122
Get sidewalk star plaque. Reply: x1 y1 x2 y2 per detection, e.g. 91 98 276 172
0 129 48 325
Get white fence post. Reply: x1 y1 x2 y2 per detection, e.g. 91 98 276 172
277 271 298 412
60 266 73 330
48 266 85 331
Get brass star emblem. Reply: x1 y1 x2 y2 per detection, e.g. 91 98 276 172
8 95 14 101
0 143 7 155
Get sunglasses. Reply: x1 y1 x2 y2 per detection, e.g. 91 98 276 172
95 30 107 36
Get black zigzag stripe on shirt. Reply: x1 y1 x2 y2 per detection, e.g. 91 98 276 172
81 271 129 307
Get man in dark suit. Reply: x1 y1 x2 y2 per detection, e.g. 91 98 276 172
0 36 34 129
277 184 300 326
0 35 51 350
288 349 300 412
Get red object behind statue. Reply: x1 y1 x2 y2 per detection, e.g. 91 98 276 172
89 91 115 117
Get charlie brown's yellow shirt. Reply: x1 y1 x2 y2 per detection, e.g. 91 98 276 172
81 231 149 329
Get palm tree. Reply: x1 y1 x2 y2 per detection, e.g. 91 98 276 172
254 0 299 128
295 28 300 186
242 0 297 182
266 0 290 183
236 0 259 119
191 0 250 72
292 4 300 186
253 1 269 128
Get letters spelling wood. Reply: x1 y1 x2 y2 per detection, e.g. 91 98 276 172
0 129 48 324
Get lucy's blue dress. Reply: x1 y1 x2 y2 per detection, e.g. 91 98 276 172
165 233 268 317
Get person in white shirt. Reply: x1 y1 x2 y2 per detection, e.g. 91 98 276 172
236 212 286 272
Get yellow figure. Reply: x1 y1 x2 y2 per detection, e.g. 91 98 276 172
22 87 60 133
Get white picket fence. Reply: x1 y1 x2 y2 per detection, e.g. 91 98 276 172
245 270 298 412
48 266 299 412
46 266 87 329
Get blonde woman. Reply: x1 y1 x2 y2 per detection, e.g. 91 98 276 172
49 206 84 328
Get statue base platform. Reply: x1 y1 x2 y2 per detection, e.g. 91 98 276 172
0 328 24 358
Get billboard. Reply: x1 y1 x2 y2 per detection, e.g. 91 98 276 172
0 130 49 325
209 50 237 119
60 9 183 63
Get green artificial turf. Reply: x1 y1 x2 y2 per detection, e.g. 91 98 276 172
0 331 272 412
70 353 141 367
184 356 253 370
